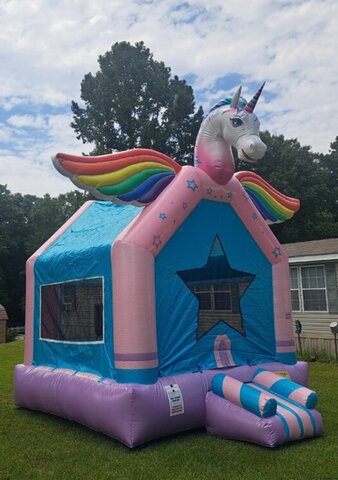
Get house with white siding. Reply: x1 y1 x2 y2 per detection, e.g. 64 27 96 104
283 238 338 357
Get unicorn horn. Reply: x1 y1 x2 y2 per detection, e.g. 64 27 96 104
244 82 266 113
230 85 242 108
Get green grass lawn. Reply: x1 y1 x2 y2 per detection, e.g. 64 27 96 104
1 341 337 480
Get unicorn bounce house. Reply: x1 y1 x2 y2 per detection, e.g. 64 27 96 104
14 84 323 447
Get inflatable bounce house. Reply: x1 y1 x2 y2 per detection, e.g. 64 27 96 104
15 84 324 447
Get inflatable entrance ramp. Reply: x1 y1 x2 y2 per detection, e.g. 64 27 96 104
206 370 323 448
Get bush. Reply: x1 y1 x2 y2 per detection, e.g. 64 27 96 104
298 349 337 364
6 328 17 343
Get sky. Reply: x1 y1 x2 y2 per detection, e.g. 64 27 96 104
0 0 337 197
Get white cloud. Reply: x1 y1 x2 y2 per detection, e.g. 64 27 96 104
7 114 47 129
0 0 337 195
0 112 92 196
0 96 27 111
0 124 14 142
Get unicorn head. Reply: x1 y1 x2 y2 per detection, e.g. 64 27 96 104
194 84 267 185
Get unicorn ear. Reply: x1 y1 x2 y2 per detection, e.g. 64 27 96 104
230 85 242 108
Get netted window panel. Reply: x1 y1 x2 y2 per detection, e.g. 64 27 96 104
178 235 255 339
40 277 104 342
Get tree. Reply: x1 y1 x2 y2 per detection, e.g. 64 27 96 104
71 41 203 164
235 132 338 243
0 185 89 325
321 137 338 223
0 185 34 324
25 191 89 253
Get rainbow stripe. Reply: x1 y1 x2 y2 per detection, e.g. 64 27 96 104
235 171 300 223
53 149 182 206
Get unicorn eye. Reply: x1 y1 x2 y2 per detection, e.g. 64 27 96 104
231 118 243 127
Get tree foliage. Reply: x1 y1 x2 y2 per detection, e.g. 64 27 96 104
0 187 89 325
320 137 338 225
71 41 203 165
235 132 338 243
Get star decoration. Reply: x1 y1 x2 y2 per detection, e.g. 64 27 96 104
159 212 167 220
187 179 198 192
178 235 255 339
152 235 162 248
182 202 188 209
272 247 281 258
194 156 201 166
227 191 234 199
206 187 213 195
252 212 258 220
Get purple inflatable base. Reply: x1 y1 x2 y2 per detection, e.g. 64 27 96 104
14 361 313 448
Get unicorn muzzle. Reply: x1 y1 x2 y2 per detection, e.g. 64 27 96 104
237 135 267 162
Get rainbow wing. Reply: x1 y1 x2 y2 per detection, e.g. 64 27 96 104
235 171 300 224
52 148 182 206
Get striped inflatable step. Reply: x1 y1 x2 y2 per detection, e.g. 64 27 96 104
206 373 323 448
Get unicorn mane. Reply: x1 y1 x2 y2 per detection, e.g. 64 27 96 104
208 95 247 115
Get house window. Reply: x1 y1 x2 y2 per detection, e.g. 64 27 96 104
193 283 232 312
290 268 301 311
290 266 328 312
40 277 104 342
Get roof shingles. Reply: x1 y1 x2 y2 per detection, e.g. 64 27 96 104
283 238 338 257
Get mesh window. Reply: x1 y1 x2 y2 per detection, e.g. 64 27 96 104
195 291 212 310
214 284 232 311
41 277 103 342
178 235 255 339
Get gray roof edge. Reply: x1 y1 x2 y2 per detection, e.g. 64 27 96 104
288 253 338 264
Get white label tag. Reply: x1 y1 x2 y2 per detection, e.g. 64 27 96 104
164 384 184 416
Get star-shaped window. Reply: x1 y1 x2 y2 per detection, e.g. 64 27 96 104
177 235 255 339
